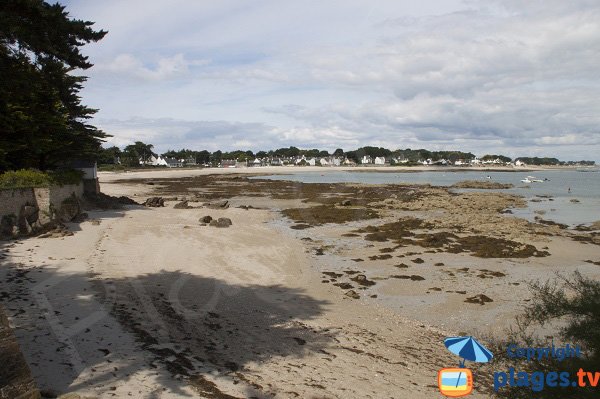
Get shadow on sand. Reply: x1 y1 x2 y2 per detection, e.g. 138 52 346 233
0 242 332 398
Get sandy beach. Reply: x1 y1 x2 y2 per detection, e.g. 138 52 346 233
2 167 599 398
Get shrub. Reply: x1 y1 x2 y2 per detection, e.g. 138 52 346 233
0 169 83 189
0 169 52 188
493 271 600 398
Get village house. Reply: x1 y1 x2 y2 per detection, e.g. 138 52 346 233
361 155 372 164
165 157 183 168
374 156 386 165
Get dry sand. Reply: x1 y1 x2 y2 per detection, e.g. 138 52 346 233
1 167 598 398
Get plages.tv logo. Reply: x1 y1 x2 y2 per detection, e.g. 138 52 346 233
438 336 493 397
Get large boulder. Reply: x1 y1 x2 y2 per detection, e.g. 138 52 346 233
209 217 232 228
143 197 165 207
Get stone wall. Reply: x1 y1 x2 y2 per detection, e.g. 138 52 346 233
0 188 37 219
0 305 40 399
0 183 83 238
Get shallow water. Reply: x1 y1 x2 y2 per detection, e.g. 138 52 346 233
253 168 600 226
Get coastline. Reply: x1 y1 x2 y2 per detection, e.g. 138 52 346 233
1 168 598 398
98 163 582 181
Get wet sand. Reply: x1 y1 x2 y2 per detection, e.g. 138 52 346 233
1 167 599 398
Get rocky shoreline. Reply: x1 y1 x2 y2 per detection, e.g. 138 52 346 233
1 169 598 398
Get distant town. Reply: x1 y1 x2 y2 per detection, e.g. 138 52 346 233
98 142 596 169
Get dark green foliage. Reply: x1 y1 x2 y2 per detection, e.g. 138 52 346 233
122 141 155 165
0 0 107 171
515 157 561 165
97 146 122 165
481 154 512 162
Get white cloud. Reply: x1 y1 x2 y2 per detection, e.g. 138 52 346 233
96 53 209 81
60 0 600 161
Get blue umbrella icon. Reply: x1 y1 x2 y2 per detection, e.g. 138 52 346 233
444 336 493 388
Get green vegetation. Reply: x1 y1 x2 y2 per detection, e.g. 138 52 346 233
0 0 107 172
494 272 600 398
97 141 594 168
481 154 512 162
515 157 560 165
0 169 83 189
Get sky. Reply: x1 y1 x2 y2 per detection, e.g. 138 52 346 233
61 0 600 160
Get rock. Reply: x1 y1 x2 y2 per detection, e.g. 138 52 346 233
340 200 352 206
83 192 138 209
117 196 138 205
21 205 39 224
173 200 192 209
58 195 81 222
464 294 493 305
333 282 354 289
209 217 232 228
204 200 229 209
18 217 32 235
451 180 513 189
200 216 213 224
143 197 165 207
40 388 60 397
350 274 376 286
1 214 17 237
344 290 360 299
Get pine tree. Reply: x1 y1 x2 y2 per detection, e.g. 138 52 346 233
0 0 107 171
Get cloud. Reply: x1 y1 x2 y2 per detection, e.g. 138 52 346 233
95 53 209 81
61 0 600 161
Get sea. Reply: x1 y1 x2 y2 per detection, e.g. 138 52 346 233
252 168 600 227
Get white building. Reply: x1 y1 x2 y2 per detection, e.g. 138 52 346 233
361 155 372 164
374 156 386 165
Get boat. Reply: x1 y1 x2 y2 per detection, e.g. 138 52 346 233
524 175 544 183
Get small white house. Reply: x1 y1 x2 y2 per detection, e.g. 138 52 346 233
515 160 526 166
361 155 372 164
165 157 183 168
307 158 316 166
319 158 330 166
374 156 386 165
72 160 97 179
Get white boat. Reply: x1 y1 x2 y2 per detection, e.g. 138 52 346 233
523 175 544 183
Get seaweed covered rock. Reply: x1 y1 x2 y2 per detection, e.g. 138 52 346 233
199 215 213 224
209 217 232 228
144 197 165 207
173 200 192 209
